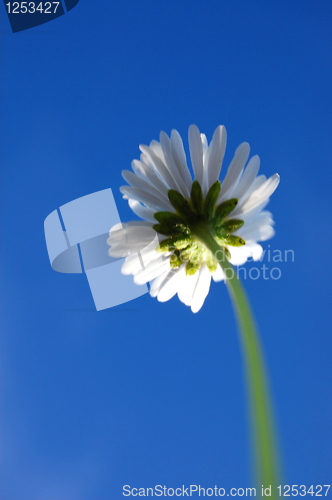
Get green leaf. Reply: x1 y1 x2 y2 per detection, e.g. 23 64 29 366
190 180 203 214
214 198 238 224
203 181 221 218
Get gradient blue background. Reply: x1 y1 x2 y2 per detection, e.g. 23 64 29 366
1 1 331 498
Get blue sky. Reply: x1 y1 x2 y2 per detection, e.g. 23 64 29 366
1 1 332 498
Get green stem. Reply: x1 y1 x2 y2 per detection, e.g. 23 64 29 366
194 225 280 498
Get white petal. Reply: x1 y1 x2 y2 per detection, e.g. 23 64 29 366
232 176 267 217
139 144 178 191
205 125 227 192
237 174 280 214
239 213 272 231
160 131 190 197
149 140 166 162
109 241 152 257
218 142 250 203
201 133 208 155
236 211 274 235
140 240 165 269
228 246 254 266
157 266 186 302
122 170 170 205
131 158 168 193
109 237 157 252
227 241 265 265
260 225 275 241
212 265 226 282
120 186 173 212
239 224 275 242
108 223 155 243
150 268 170 298
109 222 123 232
114 220 154 228
128 199 156 222
108 243 148 258
121 253 144 275
191 264 212 313
236 175 267 208
188 124 204 185
130 159 148 181
108 222 157 257
170 129 193 192
132 158 170 195
108 247 129 258
177 268 200 306
231 155 260 201
234 198 270 221
134 257 170 285
246 242 264 261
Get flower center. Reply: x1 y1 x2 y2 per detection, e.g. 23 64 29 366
153 181 245 275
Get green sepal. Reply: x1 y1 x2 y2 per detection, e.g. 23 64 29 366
203 181 221 218
155 238 173 252
170 253 183 268
218 219 244 234
224 235 246 247
179 245 195 262
190 180 203 214
172 238 193 250
153 224 172 236
189 246 203 263
213 241 232 260
222 246 232 260
153 223 190 237
153 211 184 225
156 235 193 252
186 260 201 276
214 227 226 239
168 190 194 219
215 219 244 238
214 198 238 224
206 253 218 273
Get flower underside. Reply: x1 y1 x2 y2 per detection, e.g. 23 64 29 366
153 180 245 276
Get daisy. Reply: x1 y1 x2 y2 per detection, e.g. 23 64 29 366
108 125 280 313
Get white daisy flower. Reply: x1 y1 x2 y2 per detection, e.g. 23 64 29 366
108 125 280 313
